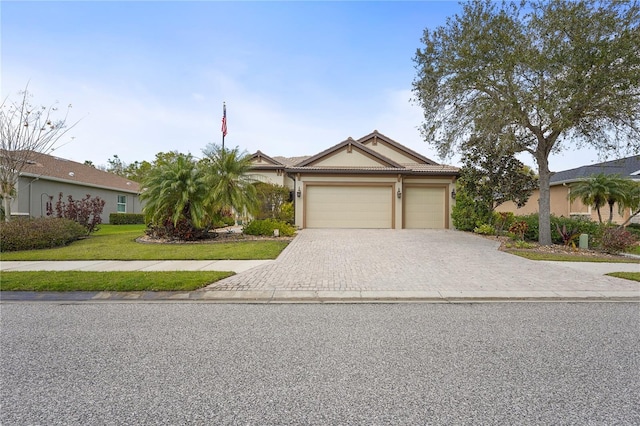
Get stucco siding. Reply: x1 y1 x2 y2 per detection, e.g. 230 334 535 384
12 177 142 223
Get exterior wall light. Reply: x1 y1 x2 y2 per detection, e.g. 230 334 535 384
451 189 456 200
297 187 302 198
397 188 402 199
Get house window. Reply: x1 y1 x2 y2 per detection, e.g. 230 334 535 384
117 195 127 213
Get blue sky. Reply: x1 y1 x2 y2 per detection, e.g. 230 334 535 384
2 1 604 171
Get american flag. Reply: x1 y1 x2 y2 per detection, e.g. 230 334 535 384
221 102 227 137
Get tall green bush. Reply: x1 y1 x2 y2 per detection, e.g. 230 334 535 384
452 187 491 231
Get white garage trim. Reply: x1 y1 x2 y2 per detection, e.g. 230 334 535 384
304 183 395 229
403 185 448 229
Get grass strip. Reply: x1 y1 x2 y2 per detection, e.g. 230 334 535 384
606 272 640 282
0 271 233 292
0 225 290 261
505 250 640 263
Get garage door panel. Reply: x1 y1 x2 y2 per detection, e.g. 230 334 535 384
306 186 392 228
404 187 445 229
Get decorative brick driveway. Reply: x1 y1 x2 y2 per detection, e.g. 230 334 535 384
207 229 639 295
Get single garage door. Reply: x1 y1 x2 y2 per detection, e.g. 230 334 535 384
404 186 446 229
305 185 393 228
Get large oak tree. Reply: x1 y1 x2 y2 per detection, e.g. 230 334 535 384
413 0 640 244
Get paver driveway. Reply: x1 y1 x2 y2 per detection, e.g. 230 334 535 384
207 229 639 295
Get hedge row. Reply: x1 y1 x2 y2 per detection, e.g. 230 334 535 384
0 218 86 252
243 219 296 237
109 213 145 225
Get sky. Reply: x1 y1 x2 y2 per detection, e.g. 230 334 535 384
1 0 614 172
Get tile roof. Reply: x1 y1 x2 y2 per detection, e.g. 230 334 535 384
250 130 459 176
272 156 311 167
15 151 141 193
550 155 640 184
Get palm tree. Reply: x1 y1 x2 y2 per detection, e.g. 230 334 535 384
569 174 630 224
619 180 640 227
140 153 210 231
201 144 258 220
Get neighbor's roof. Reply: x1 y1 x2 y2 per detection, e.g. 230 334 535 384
13 151 141 193
550 155 640 185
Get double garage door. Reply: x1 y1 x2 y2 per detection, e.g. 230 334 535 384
304 184 446 229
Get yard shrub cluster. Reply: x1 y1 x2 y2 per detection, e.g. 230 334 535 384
599 227 638 254
494 213 637 253
254 182 294 224
109 213 145 225
243 219 295 237
145 217 211 241
211 209 236 228
0 218 86 252
46 193 105 234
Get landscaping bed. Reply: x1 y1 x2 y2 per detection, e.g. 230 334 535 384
492 236 640 263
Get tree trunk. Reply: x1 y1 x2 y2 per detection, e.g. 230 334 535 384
2 192 12 222
536 154 552 245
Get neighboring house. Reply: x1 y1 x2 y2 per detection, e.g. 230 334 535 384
249 130 459 229
497 155 640 224
8 151 142 223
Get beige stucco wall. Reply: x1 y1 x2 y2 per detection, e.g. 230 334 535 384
362 141 418 164
496 184 633 224
247 170 292 189
314 150 386 167
496 186 570 217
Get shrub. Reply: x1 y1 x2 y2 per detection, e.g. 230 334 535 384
211 209 236 228
254 183 292 221
552 216 601 247
145 217 210 241
473 223 495 235
494 212 516 235
279 201 294 224
515 213 601 245
243 219 295 237
626 223 640 238
0 218 86 252
109 213 145 225
599 227 637 254
46 193 105 234
452 189 491 231
508 221 529 241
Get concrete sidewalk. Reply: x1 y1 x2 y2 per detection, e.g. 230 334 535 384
0 260 273 273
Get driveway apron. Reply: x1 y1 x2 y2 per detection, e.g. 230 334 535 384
206 229 640 294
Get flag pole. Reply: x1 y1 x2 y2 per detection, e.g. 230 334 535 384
221 102 227 151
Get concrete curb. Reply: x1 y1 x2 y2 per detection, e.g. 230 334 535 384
2 290 638 303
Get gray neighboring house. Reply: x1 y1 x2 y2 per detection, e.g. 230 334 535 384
8 151 142 223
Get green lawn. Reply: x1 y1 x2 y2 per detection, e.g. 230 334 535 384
606 272 640 282
0 271 233 292
0 224 290 261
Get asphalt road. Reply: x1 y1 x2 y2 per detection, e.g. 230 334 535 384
1 303 639 425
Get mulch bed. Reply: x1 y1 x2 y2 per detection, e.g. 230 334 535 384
487 235 638 261
136 229 295 245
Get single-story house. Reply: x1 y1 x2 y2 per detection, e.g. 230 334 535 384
496 155 640 224
7 151 142 223
249 130 459 229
